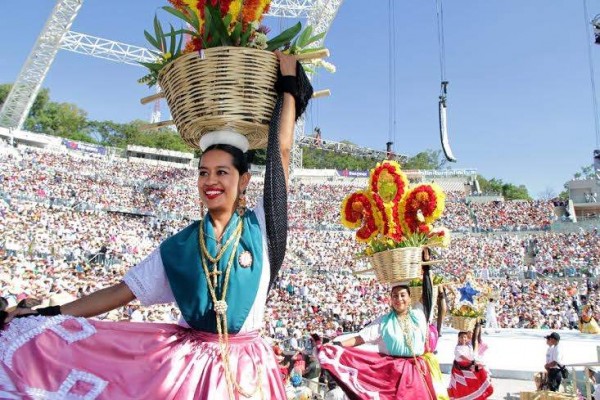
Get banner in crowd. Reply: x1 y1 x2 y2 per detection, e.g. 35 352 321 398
62 139 106 155
337 169 369 178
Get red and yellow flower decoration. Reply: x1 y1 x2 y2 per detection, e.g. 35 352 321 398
398 183 445 235
340 191 381 242
368 161 408 241
340 160 450 254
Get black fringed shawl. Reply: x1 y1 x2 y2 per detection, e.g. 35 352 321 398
264 63 313 289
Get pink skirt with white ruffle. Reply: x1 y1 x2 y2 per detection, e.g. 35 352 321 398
0 315 284 399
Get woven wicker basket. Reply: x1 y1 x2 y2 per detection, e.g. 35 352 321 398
409 284 440 306
158 47 279 150
450 316 478 332
368 247 422 284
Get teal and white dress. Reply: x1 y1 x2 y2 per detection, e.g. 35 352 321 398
317 308 438 399
0 200 287 399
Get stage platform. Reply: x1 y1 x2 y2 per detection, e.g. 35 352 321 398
436 327 600 381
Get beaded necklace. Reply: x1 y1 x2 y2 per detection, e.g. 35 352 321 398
198 218 264 399
396 311 435 400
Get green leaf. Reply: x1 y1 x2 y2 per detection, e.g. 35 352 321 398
168 24 177 55
153 14 161 47
202 5 211 48
266 22 302 51
231 22 242 46
297 25 312 48
187 6 200 32
163 28 196 37
159 26 167 53
299 46 324 54
240 24 252 47
144 30 161 50
207 6 232 46
303 31 326 48
175 29 184 55
139 61 163 72
162 6 192 25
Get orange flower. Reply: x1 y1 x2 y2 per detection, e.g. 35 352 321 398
254 0 271 22
242 0 261 24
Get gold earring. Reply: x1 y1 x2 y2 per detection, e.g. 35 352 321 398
199 200 205 218
237 190 247 216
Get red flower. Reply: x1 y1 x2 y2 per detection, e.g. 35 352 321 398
219 0 232 16
417 225 430 234
341 192 379 242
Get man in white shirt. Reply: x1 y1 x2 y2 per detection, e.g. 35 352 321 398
544 332 563 391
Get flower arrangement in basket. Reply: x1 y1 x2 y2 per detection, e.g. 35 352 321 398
138 0 332 149
448 273 485 331
340 160 450 283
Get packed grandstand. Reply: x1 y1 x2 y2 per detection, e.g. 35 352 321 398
0 140 598 343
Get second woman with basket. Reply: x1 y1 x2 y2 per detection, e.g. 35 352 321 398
318 279 438 399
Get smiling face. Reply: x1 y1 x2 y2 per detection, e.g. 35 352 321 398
458 333 469 346
390 286 411 316
198 149 249 214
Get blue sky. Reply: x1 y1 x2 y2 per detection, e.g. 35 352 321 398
1 1 600 198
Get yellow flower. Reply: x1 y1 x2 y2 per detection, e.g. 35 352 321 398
228 0 243 22
164 52 172 59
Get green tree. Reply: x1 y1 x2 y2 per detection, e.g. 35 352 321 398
248 149 266 165
89 119 190 152
476 175 531 200
403 150 446 170
28 102 92 141
573 164 594 180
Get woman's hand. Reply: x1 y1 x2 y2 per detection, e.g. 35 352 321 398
275 50 297 76
0 306 37 329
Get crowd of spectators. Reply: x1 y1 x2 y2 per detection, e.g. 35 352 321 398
2 146 558 231
1 145 598 343
468 200 555 231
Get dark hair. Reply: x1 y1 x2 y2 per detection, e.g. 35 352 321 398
201 144 249 175
0 297 8 311
390 285 411 295
458 331 469 337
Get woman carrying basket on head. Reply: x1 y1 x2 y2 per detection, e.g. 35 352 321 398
0 51 313 400
317 277 439 400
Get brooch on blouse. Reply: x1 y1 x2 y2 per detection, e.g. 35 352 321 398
239 251 253 268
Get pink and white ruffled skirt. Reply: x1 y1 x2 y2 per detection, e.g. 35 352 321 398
0 315 285 399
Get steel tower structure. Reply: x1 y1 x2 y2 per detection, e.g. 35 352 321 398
0 0 82 129
0 0 344 172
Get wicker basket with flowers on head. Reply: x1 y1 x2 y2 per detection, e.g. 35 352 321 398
341 160 450 283
447 274 486 331
139 0 334 149
450 307 483 332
